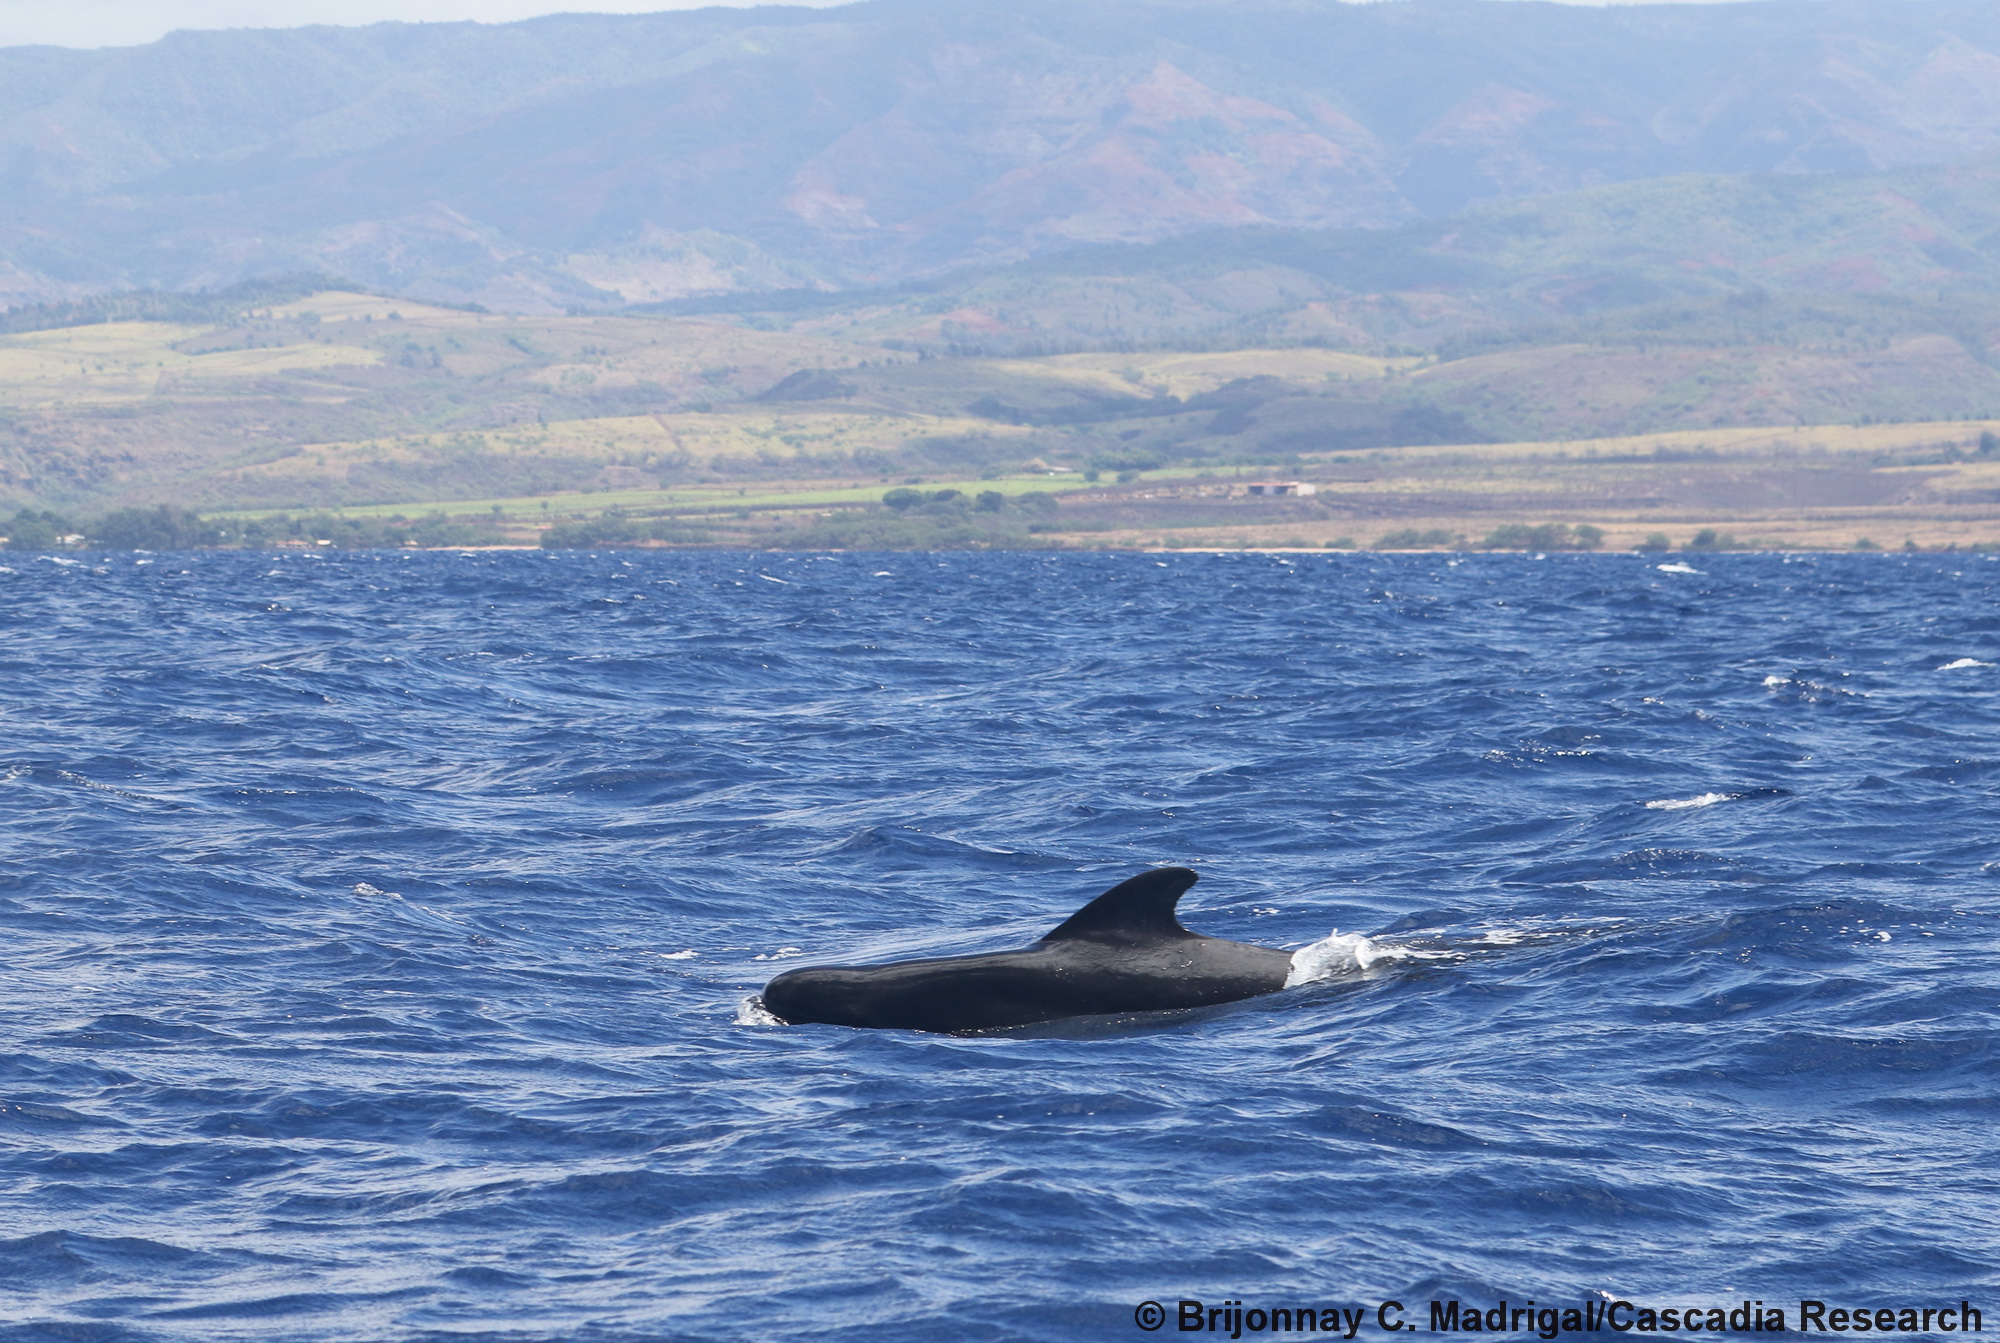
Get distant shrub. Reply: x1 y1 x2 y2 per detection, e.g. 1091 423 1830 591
1980 431 1998 457
1089 450 1161 473
1478 522 1604 551
1015 492 1057 514
4 509 74 550
230 511 498 549
1852 537 1881 551
1686 528 1750 551
92 505 210 550
1635 533 1672 552
882 487 926 510
538 517 712 548
1324 537 1356 549
74 508 459 550
1373 528 1461 550
975 490 1004 512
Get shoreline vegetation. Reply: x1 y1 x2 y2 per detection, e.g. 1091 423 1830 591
6 289 2000 554
5 502 1992 556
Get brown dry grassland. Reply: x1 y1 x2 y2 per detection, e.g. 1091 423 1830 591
291 418 2000 552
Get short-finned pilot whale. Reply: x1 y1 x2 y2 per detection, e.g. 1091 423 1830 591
758 867 1297 1033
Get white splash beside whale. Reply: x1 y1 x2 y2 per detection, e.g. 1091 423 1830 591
1285 930 1387 986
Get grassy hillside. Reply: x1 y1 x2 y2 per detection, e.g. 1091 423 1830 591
167 417 2000 557
11 4 2000 548
8 285 2000 517
663 154 2000 360
0 292 902 508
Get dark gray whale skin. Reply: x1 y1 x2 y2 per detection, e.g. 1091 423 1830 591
758 867 1292 1033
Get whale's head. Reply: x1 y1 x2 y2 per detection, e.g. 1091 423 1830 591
760 965 867 1027
758 951 1050 1030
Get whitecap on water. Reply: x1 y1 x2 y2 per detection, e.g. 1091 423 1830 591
1937 658 1991 671
1645 792 1733 811
735 996 783 1026
1284 930 1386 986
1657 562 1701 574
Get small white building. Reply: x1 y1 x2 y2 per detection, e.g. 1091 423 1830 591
1244 481 1316 497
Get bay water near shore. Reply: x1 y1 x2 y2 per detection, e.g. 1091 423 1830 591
1 550 1994 1340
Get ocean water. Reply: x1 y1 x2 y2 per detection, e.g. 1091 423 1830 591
1 549 1995 1342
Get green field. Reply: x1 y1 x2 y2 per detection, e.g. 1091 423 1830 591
5 287 2000 559
174 417 2000 557
210 470 1116 522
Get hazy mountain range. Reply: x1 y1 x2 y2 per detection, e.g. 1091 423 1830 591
9 0 2000 313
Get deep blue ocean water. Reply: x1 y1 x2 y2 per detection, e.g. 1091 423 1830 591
2 548 1996 1343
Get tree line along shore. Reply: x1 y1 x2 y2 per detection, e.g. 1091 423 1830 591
6 501 1992 555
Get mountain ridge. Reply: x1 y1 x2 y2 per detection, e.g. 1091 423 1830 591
13 0 2000 310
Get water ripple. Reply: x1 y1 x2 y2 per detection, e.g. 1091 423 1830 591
1 550 1996 1339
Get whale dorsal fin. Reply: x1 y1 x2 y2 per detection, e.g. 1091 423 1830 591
1041 867 1199 944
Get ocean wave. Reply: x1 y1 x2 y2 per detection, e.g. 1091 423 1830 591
1645 792 1735 811
0 550 1992 1340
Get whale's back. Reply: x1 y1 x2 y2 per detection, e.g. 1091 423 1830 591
759 869 1292 1033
